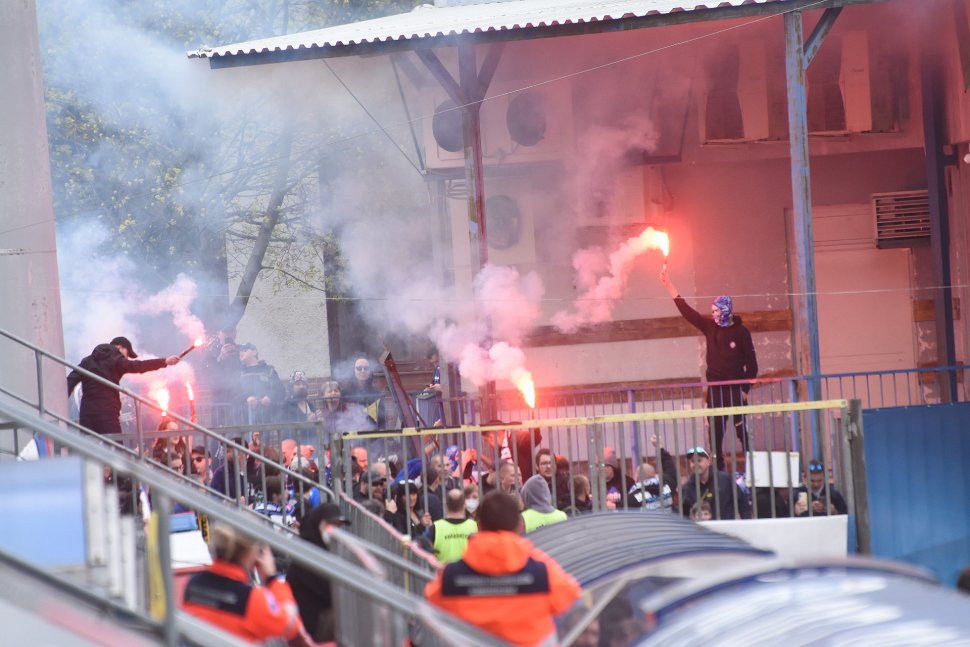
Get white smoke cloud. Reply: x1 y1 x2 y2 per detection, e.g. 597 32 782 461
143 274 207 343
430 264 543 395
552 227 668 333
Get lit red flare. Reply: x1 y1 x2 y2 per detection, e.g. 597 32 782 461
178 336 205 359
510 367 536 409
155 387 170 416
186 381 196 423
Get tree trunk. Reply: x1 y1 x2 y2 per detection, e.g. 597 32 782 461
228 118 296 327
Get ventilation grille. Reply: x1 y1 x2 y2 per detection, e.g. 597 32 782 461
872 190 930 249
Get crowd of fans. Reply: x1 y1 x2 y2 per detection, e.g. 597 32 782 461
198 326 387 432
173 423 849 647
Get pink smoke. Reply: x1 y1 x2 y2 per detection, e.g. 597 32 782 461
432 265 542 401
552 227 668 333
142 274 206 343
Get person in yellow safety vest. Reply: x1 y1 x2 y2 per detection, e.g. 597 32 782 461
520 475 567 533
426 488 478 564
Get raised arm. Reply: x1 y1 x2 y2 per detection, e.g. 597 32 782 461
661 270 708 332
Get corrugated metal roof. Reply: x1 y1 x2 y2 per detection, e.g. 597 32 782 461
188 0 857 63
527 510 771 586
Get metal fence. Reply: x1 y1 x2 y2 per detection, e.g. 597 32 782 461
336 399 867 537
338 493 438 596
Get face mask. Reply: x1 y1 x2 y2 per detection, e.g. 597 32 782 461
713 296 733 328
465 498 480 514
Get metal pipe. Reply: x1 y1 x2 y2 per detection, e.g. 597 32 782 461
153 492 177 647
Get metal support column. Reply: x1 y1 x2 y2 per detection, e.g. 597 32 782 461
921 46 959 402
417 44 505 419
785 11 822 403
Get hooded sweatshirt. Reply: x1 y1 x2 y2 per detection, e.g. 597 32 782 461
67 344 168 424
674 297 757 387
425 531 580 647
521 475 567 533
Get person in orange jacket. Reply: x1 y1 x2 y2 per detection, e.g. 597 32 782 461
182 522 301 644
425 491 581 647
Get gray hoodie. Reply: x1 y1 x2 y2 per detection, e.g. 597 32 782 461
521 475 556 514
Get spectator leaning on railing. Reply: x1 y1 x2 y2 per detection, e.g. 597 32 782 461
237 343 285 425
425 491 581 647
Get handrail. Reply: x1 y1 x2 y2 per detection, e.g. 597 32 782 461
0 396 510 647
416 365 968 398
343 399 848 439
0 326 332 498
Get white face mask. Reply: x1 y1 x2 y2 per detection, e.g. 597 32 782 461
465 498 480 514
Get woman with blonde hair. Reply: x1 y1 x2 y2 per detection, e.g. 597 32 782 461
181 522 301 643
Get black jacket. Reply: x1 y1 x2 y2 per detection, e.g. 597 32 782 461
287 505 334 639
238 361 285 403
795 485 848 516
674 297 758 387
680 466 752 520
341 378 386 429
67 344 167 422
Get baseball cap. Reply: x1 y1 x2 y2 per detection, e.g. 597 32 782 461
686 447 710 459
110 336 138 359
363 469 386 483
316 503 349 525
238 342 257 352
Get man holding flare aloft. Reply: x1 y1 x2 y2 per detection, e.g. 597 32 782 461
661 271 757 471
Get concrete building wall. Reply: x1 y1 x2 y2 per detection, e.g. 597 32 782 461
227 245 332 387
0 0 67 419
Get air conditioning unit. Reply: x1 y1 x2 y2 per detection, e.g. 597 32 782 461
698 40 770 143
872 190 930 249
482 177 537 266
422 80 575 170
576 165 662 228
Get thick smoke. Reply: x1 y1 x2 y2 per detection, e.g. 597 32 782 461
552 227 668 333
58 224 198 395
143 275 207 343
430 265 543 394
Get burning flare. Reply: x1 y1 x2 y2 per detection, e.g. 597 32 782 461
155 387 170 416
193 337 204 348
513 371 536 409
654 230 669 257
185 381 194 401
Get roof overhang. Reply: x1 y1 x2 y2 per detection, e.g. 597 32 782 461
188 0 891 68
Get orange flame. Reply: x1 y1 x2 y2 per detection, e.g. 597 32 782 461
510 367 536 409
194 336 204 348
652 230 669 257
185 381 194 401
156 387 170 415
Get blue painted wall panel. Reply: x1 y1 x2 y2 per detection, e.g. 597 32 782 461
0 456 86 567
864 403 970 586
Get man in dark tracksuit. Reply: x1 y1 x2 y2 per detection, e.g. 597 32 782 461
68 336 179 435
662 272 758 470
236 343 285 425
680 447 752 520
